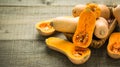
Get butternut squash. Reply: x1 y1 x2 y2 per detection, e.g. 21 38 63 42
107 33 120 59
46 37 91 64
72 4 110 19
89 19 117 48
64 19 117 48
51 16 79 33
35 20 55 36
94 17 109 39
72 5 86 17
73 4 100 48
113 5 120 27
98 4 110 19
52 16 109 39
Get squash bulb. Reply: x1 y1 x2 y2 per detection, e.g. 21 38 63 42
107 33 120 59
35 20 55 36
46 37 91 64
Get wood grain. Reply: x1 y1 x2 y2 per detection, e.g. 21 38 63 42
0 40 120 67
0 0 120 67
0 0 119 6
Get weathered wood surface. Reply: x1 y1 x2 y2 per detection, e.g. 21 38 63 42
0 0 119 6
0 0 120 67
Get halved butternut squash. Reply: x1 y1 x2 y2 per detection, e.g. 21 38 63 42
35 20 55 36
73 3 101 48
46 37 91 64
107 33 120 59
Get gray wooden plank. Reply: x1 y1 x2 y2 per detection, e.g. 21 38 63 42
0 6 71 40
0 24 36 40
0 0 120 67
0 23 66 40
0 6 72 24
0 0 119 6
0 40 119 67
0 0 45 6
0 40 104 67
0 6 72 40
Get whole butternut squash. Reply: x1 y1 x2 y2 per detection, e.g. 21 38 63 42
94 17 109 39
113 5 120 27
72 5 86 17
72 4 110 19
51 16 79 33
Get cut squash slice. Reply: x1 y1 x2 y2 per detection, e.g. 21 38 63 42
46 37 91 64
107 33 120 59
73 3 101 48
73 8 96 48
35 20 55 36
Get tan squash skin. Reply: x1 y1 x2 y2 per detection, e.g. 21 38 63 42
113 5 120 27
98 4 110 19
64 19 117 48
94 17 109 39
52 16 109 39
107 33 120 59
46 37 91 64
72 5 86 17
51 16 79 33
72 4 110 19
35 20 55 36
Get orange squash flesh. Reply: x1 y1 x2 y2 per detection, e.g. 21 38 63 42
73 8 96 48
35 20 55 36
73 4 101 48
107 33 120 59
39 22 53 32
86 3 101 18
46 37 91 64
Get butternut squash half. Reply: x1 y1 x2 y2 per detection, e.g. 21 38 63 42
107 33 120 59
73 4 101 48
46 37 91 64
35 20 55 36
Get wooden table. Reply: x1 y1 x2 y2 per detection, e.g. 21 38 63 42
0 0 120 67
